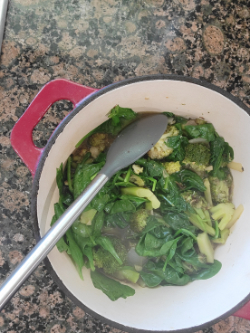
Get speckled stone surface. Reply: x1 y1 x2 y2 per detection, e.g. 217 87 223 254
0 0 250 332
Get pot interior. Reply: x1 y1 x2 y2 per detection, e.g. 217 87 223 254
36 79 250 332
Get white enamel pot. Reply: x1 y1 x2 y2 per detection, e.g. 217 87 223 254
11 75 250 332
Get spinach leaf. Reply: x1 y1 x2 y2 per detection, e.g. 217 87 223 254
222 142 234 165
191 260 222 280
177 249 208 269
91 270 135 301
145 160 165 178
142 260 191 286
136 235 180 257
73 162 104 199
179 169 206 192
108 105 137 121
162 112 188 124
166 135 189 161
164 212 196 233
110 199 136 214
144 233 168 250
185 124 215 141
96 236 123 264
163 237 181 270
150 225 173 240
66 228 84 280
106 212 132 229
85 186 110 212
210 137 225 174
56 163 64 195
210 137 234 177
73 233 95 251
50 214 69 252
180 237 194 255
140 271 162 287
82 246 95 271
92 211 105 237
72 222 93 239
159 175 192 213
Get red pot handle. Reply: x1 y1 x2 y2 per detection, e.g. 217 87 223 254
234 301 250 320
10 79 97 177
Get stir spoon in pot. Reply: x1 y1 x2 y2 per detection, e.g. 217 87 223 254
0 114 168 310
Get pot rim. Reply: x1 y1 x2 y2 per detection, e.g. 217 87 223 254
31 74 250 333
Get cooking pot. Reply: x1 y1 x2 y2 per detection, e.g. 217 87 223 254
10 75 250 332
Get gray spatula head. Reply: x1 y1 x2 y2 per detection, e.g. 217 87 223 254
101 114 168 177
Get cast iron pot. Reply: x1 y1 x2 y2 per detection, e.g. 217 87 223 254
11 75 250 332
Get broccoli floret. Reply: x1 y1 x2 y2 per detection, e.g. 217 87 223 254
147 125 179 160
93 237 127 274
164 161 181 174
209 174 233 204
89 133 112 158
130 209 150 233
210 203 235 230
182 143 211 176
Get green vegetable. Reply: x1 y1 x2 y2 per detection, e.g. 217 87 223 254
212 229 230 244
179 169 206 192
80 209 97 225
210 137 234 177
91 271 135 301
183 143 211 176
184 123 215 142
66 228 84 280
113 266 140 284
121 187 160 209
191 260 222 280
166 135 189 161
210 203 235 230
93 237 127 274
209 170 233 204
130 209 150 233
196 232 214 263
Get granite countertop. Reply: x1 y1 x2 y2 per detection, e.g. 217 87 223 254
0 0 250 332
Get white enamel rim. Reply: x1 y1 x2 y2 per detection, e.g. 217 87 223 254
31 75 250 333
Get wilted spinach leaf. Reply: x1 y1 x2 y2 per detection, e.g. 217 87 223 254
91 270 135 301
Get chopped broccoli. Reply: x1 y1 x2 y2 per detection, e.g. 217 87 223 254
164 161 181 174
93 237 127 274
147 125 179 160
182 143 211 176
209 173 233 204
89 133 112 158
210 203 235 230
130 209 150 233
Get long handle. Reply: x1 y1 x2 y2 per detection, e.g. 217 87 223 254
0 0 8 55
10 79 97 176
0 173 108 311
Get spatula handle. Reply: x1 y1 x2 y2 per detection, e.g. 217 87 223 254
0 173 108 311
